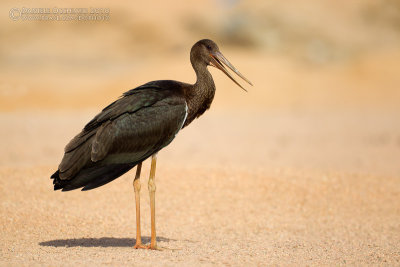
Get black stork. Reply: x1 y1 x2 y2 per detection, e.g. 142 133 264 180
51 39 252 250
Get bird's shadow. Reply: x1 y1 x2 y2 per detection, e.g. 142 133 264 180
39 236 175 248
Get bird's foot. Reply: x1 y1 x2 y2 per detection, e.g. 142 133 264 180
147 243 163 251
133 243 148 249
134 242 163 250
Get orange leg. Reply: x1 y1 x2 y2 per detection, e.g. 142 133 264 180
148 154 158 250
133 162 147 249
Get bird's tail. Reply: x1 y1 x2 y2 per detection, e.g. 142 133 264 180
51 163 135 191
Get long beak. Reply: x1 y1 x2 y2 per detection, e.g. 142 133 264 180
210 51 253 91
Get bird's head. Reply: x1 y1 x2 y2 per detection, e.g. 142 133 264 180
191 39 253 91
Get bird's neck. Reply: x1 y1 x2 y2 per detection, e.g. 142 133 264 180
194 64 215 93
183 64 216 127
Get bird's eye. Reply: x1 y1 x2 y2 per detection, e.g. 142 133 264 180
206 45 212 50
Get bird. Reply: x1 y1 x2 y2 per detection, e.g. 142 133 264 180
51 39 252 250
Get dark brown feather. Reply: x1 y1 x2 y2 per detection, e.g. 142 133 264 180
52 82 188 190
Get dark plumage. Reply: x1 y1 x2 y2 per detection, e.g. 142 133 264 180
51 39 252 249
52 82 187 191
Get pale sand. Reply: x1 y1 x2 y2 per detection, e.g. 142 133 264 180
1 110 399 266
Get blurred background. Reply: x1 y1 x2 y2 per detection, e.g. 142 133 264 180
1 1 400 265
1 0 400 111
0 0 400 172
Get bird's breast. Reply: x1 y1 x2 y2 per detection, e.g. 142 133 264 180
184 89 215 127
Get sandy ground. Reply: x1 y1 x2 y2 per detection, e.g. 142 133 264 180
1 109 399 266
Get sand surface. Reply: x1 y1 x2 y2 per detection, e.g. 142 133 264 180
1 110 400 266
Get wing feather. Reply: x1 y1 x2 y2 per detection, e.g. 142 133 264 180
55 82 187 184
91 96 187 164
84 85 164 132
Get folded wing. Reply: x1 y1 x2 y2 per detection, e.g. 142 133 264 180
52 84 187 191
